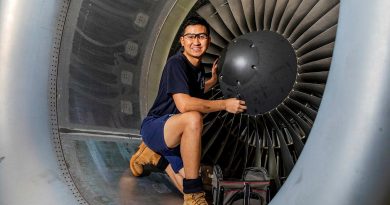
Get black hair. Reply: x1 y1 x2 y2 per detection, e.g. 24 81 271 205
180 15 210 36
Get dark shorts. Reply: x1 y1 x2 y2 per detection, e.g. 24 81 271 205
140 114 183 173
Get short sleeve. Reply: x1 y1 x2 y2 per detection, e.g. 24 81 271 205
165 59 190 95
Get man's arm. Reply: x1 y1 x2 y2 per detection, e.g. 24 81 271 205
204 77 217 93
173 93 247 114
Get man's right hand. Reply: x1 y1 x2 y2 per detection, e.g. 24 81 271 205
225 98 247 114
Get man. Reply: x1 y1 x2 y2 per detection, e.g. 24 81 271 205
130 16 247 205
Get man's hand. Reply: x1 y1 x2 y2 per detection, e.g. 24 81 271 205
225 98 247 114
204 58 219 93
211 58 218 81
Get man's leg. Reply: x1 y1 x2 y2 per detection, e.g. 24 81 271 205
164 111 208 204
130 141 168 176
130 115 173 177
131 143 185 193
165 166 185 193
164 111 203 179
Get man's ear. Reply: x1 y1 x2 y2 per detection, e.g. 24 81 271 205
180 36 184 46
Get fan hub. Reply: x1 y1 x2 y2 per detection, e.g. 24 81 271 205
218 31 297 115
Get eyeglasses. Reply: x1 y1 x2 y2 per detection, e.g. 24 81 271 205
182 33 209 40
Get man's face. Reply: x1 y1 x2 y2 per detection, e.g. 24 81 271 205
180 24 210 60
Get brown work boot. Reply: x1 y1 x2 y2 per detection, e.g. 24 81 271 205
183 192 208 205
130 141 161 176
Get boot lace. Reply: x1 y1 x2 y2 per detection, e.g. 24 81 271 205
191 192 207 205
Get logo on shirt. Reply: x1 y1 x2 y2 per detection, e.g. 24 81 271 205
200 76 205 90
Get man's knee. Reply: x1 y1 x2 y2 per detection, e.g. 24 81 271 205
183 111 203 130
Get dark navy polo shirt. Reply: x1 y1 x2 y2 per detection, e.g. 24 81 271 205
147 52 206 117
